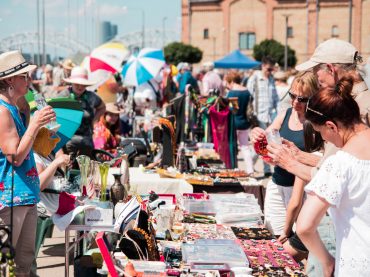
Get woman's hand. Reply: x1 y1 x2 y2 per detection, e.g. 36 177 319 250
55 154 71 168
250 127 265 143
277 230 292 244
29 106 56 131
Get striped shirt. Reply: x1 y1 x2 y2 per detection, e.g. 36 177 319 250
247 70 279 124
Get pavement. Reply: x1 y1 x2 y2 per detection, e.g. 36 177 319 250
35 153 271 277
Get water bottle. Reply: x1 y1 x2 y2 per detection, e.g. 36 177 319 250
33 91 61 132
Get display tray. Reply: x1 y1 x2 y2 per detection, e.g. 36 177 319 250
251 267 306 277
231 227 274 240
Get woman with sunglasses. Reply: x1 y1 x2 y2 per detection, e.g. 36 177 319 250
296 76 370 277
0 51 56 276
250 71 319 241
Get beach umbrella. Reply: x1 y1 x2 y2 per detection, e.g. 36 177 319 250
89 42 130 73
121 48 165 86
29 97 83 152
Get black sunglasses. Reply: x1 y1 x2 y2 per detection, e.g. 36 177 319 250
289 91 310 103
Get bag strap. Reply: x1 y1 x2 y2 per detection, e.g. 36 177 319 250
148 80 161 102
123 231 148 260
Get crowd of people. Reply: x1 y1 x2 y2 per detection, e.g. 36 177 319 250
0 37 369 276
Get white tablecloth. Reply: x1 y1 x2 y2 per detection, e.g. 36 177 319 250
128 167 193 196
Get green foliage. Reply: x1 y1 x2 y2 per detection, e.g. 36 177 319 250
164 42 203 65
253 39 297 67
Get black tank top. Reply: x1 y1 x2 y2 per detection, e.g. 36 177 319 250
272 108 305 187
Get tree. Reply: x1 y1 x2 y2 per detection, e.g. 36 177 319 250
253 39 297 68
164 42 203 65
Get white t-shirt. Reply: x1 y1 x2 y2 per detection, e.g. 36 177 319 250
34 154 60 215
305 151 370 276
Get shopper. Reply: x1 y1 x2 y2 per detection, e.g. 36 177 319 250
297 76 370 277
0 50 55 276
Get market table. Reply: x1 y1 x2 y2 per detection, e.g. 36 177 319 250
64 224 114 277
128 167 193 196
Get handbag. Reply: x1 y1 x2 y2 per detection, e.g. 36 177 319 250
246 76 259 128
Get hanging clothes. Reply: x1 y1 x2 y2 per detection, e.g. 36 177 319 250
228 112 238 169
209 105 232 168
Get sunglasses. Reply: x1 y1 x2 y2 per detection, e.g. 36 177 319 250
288 91 310 103
305 99 326 117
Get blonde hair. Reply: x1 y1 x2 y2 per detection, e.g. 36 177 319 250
290 71 319 98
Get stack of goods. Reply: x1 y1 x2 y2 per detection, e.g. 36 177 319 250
231 227 306 276
183 223 236 242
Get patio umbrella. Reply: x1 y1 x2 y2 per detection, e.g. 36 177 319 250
29 97 83 152
89 42 130 73
121 48 165 86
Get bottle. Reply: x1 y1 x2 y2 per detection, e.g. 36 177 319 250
33 91 61 132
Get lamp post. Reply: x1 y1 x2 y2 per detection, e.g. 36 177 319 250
212 36 216 61
162 17 167 47
349 0 353 42
282 14 291 71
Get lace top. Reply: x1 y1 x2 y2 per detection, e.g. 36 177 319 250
305 151 370 276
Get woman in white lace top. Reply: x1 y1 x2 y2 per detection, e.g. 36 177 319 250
297 75 370 277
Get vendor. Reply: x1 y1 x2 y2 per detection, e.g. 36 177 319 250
93 102 124 154
63 67 106 159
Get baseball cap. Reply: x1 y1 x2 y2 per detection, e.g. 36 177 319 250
296 39 358 71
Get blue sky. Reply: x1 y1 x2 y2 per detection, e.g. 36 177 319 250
0 0 181 54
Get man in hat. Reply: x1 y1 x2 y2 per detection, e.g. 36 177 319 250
268 38 370 181
52 58 76 98
63 66 106 160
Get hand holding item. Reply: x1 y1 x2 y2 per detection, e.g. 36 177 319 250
267 142 295 169
55 154 71 168
30 106 56 131
254 135 274 164
250 127 266 144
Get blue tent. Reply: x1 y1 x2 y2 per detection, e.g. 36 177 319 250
214 50 261 69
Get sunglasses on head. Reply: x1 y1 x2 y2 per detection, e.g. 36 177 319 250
288 91 310 103
305 99 327 117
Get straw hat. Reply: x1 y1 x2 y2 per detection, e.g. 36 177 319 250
0 50 37 80
63 66 96 86
62 59 76 70
105 102 124 114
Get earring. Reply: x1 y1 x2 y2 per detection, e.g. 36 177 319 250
7 85 14 95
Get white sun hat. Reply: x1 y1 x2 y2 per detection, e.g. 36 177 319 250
0 50 37 80
63 66 97 86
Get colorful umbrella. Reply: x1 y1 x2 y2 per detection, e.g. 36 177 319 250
29 97 83 152
89 42 130 73
121 48 165 86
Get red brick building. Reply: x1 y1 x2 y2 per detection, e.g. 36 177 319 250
181 0 370 64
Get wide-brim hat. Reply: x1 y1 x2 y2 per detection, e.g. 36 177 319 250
0 50 37 80
63 66 96 86
105 102 124 114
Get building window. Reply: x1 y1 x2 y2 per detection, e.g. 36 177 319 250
203 28 209 39
239 32 256 50
331 25 339 37
287 26 293 38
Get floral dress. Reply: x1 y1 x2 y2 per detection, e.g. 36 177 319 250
0 99 40 209
93 118 118 153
